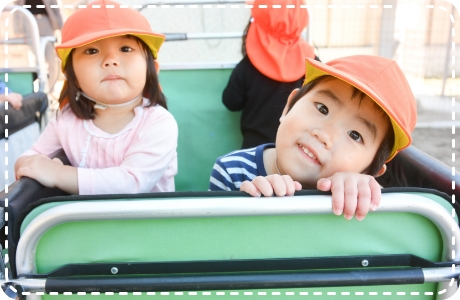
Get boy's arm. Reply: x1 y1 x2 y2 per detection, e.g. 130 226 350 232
209 161 236 191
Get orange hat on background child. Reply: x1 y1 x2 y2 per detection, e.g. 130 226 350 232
247 0 315 82
303 55 417 161
55 0 165 71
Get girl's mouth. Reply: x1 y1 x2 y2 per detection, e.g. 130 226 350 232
102 75 123 81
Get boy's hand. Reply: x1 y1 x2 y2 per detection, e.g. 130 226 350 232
240 174 302 197
317 172 381 221
16 154 64 188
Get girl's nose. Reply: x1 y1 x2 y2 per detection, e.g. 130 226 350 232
311 128 333 149
102 53 119 67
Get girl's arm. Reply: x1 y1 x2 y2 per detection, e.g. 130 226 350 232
15 111 78 194
16 154 79 194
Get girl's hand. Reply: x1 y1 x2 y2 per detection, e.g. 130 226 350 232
317 172 381 221
16 154 64 188
240 174 302 197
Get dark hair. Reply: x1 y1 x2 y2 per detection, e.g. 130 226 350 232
286 75 395 176
241 17 252 56
58 35 167 120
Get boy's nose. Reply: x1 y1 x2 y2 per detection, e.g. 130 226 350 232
311 128 333 149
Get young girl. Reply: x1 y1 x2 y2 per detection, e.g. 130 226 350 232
14 0 178 195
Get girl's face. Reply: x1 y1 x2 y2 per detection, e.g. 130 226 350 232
72 36 147 104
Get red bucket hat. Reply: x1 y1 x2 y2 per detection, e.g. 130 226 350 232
247 0 315 82
303 55 417 161
55 0 165 71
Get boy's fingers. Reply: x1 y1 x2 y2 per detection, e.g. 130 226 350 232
240 180 262 197
317 178 332 191
266 175 287 196
343 179 358 220
330 177 345 216
253 176 276 197
281 175 297 196
369 178 382 211
355 179 372 221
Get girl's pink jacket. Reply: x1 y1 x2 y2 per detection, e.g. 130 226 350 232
21 99 178 195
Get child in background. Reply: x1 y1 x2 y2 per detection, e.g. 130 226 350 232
223 0 318 149
14 0 178 195
211 55 417 221
0 79 23 110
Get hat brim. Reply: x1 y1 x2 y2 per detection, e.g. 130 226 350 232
56 30 165 71
303 58 410 162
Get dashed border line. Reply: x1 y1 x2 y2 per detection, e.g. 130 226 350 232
18 291 439 296
1 2 458 298
15 4 454 9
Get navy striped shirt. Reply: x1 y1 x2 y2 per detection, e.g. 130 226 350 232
209 143 274 191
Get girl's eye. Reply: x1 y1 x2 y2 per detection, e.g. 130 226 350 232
348 130 363 143
315 103 329 115
121 46 133 52
84 48 98 55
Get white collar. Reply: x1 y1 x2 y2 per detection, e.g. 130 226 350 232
81 91 142 110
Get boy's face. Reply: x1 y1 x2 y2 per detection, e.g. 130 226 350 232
276 78 390 188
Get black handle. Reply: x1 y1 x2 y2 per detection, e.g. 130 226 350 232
45 268 424 293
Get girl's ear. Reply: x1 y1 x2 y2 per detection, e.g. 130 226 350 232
373 164 387 178
154 60 160 74
280 88 299 122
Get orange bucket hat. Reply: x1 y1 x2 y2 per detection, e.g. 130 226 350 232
247 0 315 82
303 55 417 161
55 0 165 71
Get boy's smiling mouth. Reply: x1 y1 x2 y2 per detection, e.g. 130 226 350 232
298 144 321 165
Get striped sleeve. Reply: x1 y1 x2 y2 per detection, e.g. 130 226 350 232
208 147 258 191
209 161 234 191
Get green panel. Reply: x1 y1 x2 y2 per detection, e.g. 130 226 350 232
0 73 34 95
23 192 451 298
159 69 242 191
36 211 442 274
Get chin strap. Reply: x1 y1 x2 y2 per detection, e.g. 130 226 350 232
80 91 142 110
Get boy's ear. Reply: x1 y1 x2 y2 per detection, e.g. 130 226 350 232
373 164 387 178
280 88 299 122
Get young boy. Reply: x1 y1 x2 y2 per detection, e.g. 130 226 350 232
209 55 417 221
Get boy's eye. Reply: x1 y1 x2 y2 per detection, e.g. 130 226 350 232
120 46 133 52
84 48 98 55
315 103 329 115
348 130 363 143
